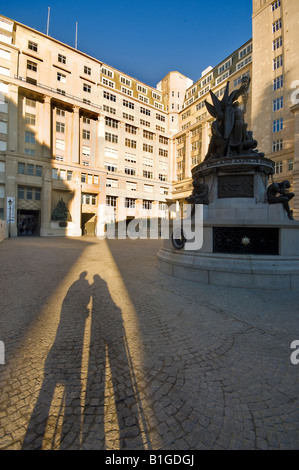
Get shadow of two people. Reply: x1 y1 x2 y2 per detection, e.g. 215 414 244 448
22 272 146 450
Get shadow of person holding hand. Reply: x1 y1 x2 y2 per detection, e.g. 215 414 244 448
81 274 145 449
22 271 91 450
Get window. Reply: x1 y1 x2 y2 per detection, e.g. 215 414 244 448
67 171 73 181
18 186 25 199
143 170 153 179
83 129 91 140
287 159 293 171
123 99 134 109
120 76 131 87
156 113 165 122
238 43 252 59
105 132 118 144
104 105 116 115
28 41 38 52
143 200 152 210
124 167 136 176
35 188 41 201
273 36 282 51
218 58 232 74
58 54 66 64
125 138 136 148
84 66 91 75
274 161 283 174
105 117 119 128
52 169 58 179
144 184 153 193
140 107 150 116
273 118 283 133
57 89 66 96
273 55 283 70
83 83 91 93
273 96 283 112
159 149 168 158
101 67 114 78
143 143 153 153
126 181 137 191
159 202 168 211
106 178 118 188
57 72 66 83
273 75 283 91
56 122 65 133
105 163 117 172
125 124 137 134
25 131 35 144
59 170 66 180
139 94 149 104
82 193 97 205
272 139 283 152
125 198 136 209
25 98 36 108
81 173 86 183
143 130 154 140
159 136 169 145
102 77 115 88
94 175 99 185
103 91 116 102
25 113 36 125
24 148 35 156
27 60 37 72
18 163 25 174
271 0 281 11
121 86 133 96
106 195 117 207
137 84 147 94
56 139 65 150
272 18 282 33
27 164 34 176
56 108 65 117
82 145 90 156
26 188 33 200
36 165 42 177
83 117 90 125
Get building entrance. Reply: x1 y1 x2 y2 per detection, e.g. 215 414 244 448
18 210 40 236
81 212 96 236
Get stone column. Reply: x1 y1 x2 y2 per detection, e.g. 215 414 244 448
185 131 191 178
40 167 52 236
291 103 299 218
7 84 18 153
96 114 105 168
42 96 51 158
71 106 80 163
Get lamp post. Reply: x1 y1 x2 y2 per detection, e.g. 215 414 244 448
8 198 12 238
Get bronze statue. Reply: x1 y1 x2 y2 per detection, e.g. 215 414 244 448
204 77 259 159
267 180 295 220
185 179 209 215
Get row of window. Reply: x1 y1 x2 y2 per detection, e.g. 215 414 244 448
106 178 168 195
106 196 167 211
274 158 293 175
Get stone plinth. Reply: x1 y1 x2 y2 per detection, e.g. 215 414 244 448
157 155 299 290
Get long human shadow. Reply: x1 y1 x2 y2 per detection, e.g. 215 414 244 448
81 274 146 449
22 271 91 450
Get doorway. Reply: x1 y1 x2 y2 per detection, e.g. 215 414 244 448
81 213 96 236
18 210 40 236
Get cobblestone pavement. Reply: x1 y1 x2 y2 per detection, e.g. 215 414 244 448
0 236 298 450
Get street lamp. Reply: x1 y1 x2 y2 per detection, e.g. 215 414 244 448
8 198 12 238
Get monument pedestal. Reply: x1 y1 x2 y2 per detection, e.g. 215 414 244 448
157 156 299 290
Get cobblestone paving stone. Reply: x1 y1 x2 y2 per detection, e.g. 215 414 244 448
0 237 298 450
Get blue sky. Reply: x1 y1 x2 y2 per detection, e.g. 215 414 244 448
1 0 253 87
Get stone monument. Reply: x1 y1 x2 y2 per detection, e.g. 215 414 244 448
157 77 299 290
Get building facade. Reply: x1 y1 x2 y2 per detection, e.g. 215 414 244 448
0 0 298 237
